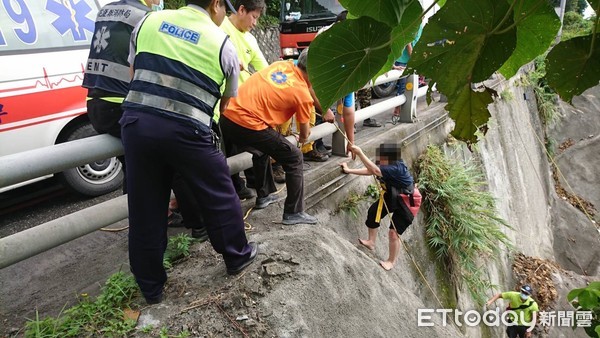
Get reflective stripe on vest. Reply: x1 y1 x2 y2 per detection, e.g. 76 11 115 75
133 69 218 107
124 7 227 123
82 0 149 96
84 59 131 83
126 91 212 126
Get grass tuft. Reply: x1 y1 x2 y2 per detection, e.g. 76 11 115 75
418 145 513 305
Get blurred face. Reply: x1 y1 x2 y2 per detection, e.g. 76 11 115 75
237 6 262 32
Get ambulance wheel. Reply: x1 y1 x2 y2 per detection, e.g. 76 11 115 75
56 122 124 196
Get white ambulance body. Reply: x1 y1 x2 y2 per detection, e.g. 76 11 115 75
0 0 122 196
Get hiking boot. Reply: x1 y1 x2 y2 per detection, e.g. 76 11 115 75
273 165 286 183
282 212 318 225
191 227 209 242
255 194 278 209
237 186 256 200
316 144 332 155
303 149 329 162
362 118 381 127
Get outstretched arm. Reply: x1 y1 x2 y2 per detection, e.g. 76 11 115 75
350 144 382 177
485 293 502 307
340 162 371 176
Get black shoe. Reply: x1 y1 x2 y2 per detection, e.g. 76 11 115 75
363 118 382 127
303 149 329 162
237 186 256 200
316 144 332 155
191 227 209 242
145 294 163 305
167 212 183 228
227 242 258 275
255 194 278 209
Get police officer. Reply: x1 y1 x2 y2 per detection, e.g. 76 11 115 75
121 0 257 304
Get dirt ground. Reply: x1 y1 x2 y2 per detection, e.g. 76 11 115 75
129 205 462 338
1 194 463 338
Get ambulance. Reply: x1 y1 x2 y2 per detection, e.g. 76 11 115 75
0 0 122 196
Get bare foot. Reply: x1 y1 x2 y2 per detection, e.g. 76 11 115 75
358 238 375 250
379 260 394 271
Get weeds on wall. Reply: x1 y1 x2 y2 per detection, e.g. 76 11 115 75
528 55 562 128
337 184 381 218
364 184 380 200
338 191 365 219
499 88 514 102
24 234 196 337
418 145 513 305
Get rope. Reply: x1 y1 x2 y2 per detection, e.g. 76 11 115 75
373 177 446 309
314 111 447 307
100 225 129 232
514 108 598 275
243 185 286 231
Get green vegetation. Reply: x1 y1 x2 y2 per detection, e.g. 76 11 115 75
308 0 599 143
338 191 365 218
499 88 514 102
529 55 562 128
25 272 139 337
159 326 191 338
417 145 513 305
364 183 380 200
338 184 383 218
548 0 590 15
562 11 595 40
25 234 196 337
163 233 195 269
568 281 600 337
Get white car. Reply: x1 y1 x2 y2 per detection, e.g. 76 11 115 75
0 0 122 196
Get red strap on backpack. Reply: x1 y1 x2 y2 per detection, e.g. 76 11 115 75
400 187 422 217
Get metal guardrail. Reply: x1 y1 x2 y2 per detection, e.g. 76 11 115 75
0 73 423 269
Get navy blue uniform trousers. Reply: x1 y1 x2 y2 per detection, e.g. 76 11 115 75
120 110 253 301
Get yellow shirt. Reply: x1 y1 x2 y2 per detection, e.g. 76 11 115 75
220 16 268 84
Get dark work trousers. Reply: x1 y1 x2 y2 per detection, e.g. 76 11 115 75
365 191 414 235
220 130 258 192
220 115 303 214
120 110 253 301
87 98 127 194
171 172 206 230
506 325 529 338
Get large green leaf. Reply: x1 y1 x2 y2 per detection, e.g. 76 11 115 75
409 0 517 98
308 16 391 109
340 0 416 27
545 34 600 102
498 0 561 79
446 84 494 143
577 290 596 309
568 287 585 302
373 1 423 79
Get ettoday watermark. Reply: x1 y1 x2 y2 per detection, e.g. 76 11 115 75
418 308 593 330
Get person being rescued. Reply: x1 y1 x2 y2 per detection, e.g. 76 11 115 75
340 143 415 270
